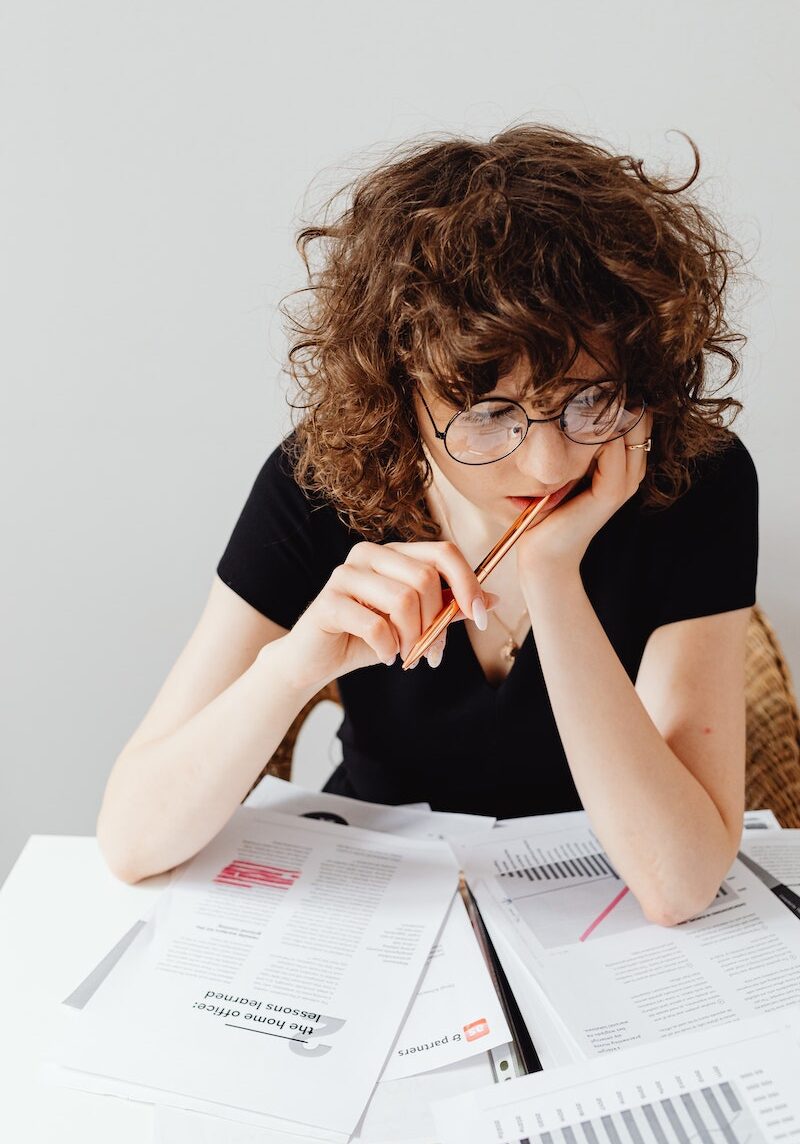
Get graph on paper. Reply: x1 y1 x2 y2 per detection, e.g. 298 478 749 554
515 1079 761 1144
494 836 736 949
432 1021 800 1144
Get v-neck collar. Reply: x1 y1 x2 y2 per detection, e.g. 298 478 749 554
453 617 533 692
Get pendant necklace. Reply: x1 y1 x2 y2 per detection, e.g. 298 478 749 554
492 610 530 665
430 483 530 665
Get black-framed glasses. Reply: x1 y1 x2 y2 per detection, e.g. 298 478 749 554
417 382 647 466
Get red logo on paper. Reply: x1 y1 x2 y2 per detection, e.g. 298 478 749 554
463 1018 490 1042
213 861 301 890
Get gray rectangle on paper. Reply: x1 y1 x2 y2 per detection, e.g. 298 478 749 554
62 919 146 1009
660 1098 690 1144
621 1108 645 1144
701 1087 740 1144
642 1103 670 1144
680 1093 713 1144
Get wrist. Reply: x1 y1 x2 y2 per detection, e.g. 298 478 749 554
254 635 325 705
521 562 585 606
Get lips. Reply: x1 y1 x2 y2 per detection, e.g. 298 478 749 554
506 483 573 507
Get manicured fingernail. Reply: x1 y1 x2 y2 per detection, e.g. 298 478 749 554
383 653 397 667
472 597 488 631
409 657 420 669
426 644 443 669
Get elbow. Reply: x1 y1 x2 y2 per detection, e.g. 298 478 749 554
640 900 693 928
96 810 147 886
639 882 722 929
99 844 146 886
107 858 146 886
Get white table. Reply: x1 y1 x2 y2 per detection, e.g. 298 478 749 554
0 836 171 1143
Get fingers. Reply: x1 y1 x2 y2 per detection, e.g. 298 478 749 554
592 437 628 504
624 410 653 491
381 539 487 624
329 565 422 660
593 420 650 508
331 540 495 669
319 592 399 666
443 588 500 622
348 538 488 628
349 544 447 633
425 633 447 669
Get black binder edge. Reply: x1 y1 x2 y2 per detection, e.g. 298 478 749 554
461 882 543 1076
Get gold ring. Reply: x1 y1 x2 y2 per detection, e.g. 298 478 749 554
625 437 652 452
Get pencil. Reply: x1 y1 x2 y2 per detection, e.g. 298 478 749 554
401 492 555 670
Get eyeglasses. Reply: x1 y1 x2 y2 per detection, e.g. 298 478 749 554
417 382 647 466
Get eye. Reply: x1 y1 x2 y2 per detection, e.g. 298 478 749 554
460 401 518 425
487 404 517 420
572 383 621 409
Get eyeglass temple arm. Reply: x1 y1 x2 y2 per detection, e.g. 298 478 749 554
416 389 447 440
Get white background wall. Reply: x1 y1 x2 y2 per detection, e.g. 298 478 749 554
2 0 798 884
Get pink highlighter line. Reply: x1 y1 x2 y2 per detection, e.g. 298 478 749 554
578 886 630 942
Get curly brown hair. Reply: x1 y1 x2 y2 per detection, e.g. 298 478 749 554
281 123 748 542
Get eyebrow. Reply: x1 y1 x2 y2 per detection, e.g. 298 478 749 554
485 375 617 402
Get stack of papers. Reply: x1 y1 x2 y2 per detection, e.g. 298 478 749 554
46 781 512 1142
449 811 800 1068
44 785 800 1144
432 1011 800 1144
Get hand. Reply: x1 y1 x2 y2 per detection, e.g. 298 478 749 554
279 540 497 692
516 413 653 582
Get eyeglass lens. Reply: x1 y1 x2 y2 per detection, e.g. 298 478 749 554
445 384 644 464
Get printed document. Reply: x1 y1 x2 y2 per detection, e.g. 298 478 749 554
383 891 510 1079
154 1053 496 1144
742 829 800 888
432 1011 800 1144
242 777 512 1077
742 809 782 831
452 813 800 1060
48 807 459 1141
55 783 507 1086
245 774 495 838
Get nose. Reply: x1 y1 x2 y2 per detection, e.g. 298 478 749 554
513 420 574 489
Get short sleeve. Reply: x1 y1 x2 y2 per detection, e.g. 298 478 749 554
216 437 349 630
645 435 759 631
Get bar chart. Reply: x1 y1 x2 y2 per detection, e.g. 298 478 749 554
493 835 736 949
517 1080 759 1144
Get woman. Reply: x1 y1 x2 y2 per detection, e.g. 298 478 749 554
97 124 758 927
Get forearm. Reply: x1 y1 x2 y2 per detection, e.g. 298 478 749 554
96 637 317 884
524 570 738 925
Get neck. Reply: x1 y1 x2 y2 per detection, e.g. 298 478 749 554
423 446 529 618
424 448 502 558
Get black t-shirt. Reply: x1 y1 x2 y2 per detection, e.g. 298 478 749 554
217 433 758 819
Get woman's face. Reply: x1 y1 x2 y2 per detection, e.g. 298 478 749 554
412 348 612 526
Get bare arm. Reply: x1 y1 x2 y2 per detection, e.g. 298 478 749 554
512 423 752 925
524 564 749 926
96 577 317 884
98 542 486 885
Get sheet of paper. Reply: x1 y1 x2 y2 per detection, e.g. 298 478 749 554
497 809 782 833
432 1011 800 1144
452 813 800 1060
60 782 507 1088
743 809 782 832
242 778 508 1079
742 830 800 887
44 1042 341 1143
48 807 459 1141
244 775 495 837
153 1051 496 1144
48 1005 498 1144
474 892 581 1069
382 892 510 1079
